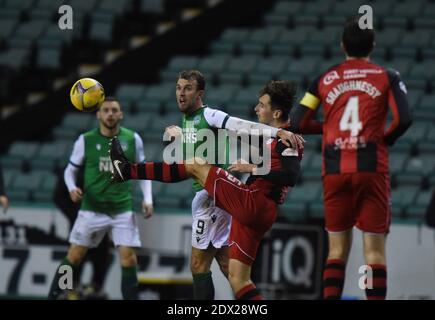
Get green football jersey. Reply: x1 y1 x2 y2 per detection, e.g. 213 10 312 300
80 127 136 215
182 106 230 191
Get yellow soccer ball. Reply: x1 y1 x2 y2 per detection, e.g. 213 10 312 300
70 78 105 112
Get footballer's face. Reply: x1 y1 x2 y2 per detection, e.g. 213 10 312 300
176 78 203 114
255 94 279 125
97 101 123 130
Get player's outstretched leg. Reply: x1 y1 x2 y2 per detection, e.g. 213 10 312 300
109 137 189 183
48 245 88 299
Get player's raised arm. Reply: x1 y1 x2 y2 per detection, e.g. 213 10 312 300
384 69 412 146
289 76 323 135
203 107 304 149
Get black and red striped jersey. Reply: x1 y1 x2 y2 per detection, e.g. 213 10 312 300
246 127 302 204
290 59 412 175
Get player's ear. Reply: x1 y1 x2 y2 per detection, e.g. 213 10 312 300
273 109 282 120
96 109 101 120
198 89 205 98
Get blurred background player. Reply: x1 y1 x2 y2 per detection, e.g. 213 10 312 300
109 80 304 299
53 165 110 299
48 97 153 300
0 164 9 213
170 70 231 300
290 17 412 300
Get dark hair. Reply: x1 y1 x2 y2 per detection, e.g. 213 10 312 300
178 70 205 90
104 96 119 103
342 16 375 57
259 80 297 121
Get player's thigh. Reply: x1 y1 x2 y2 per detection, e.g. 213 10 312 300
228 219 261 267
69 210 110 248
353 173 391 233
323 174 355 232
204 167 267 227
111 211 141 248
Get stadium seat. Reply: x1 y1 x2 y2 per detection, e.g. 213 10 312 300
389 151 409 174
383 16 408 29
0 18 17 41
204 85 238 108
96 0 132 15
392 1 424 19
31 141 70 171
37 48 62 69
89 21 114 42
115 84 147 109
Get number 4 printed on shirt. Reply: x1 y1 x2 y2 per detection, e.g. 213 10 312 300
339 96 362 137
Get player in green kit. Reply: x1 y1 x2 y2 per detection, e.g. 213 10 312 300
164 70 232 299
48 97 153 300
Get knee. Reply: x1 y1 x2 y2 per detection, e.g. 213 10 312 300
190 255 210 274
67 246 87 265
328 247 349 261
120 249 137 267
185 157 208 175
364 250 385 265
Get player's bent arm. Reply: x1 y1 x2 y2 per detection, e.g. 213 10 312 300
250 141 301 187
384 69 413 146
64 134 85 191
64 163 80 192
203 107 280 137
141 180 153 204
290 104 323 134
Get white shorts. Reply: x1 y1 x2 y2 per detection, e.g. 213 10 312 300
191 189 232 250
69 210 141 248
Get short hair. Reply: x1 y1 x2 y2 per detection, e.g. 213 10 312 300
104 96 119 103
342 16 375 58
178 70 205 90
259 80 297 121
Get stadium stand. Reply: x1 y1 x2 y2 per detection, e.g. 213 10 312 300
0 0 434 223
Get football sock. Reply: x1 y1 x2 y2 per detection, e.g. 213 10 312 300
130 162 188 182
121 265 139 300
323 259 346 299
192 271 215 300
48 257 78 299
236 283 264 300
365 264 387 300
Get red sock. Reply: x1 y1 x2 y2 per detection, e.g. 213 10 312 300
323 259 346 299
130 162 188 182
236 284 264 300
366 264 387 300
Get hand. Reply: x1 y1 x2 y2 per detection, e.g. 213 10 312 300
277 130 305 149
165 125 182 138
228 159 257 174
69 188 83 203
109 137 132 182
142 202 153 219
0 195 9 213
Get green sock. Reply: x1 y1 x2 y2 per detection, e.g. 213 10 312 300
121 265 138 300
47 257 77 299
192 271 214 300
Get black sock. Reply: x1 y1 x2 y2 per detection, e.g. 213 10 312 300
192 271 215 300
48 257 78 299
130 162 188 182
121 265 138 300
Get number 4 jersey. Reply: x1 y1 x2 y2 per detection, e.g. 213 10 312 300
293 59 412 175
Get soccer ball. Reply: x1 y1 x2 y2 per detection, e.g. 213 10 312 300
70 78 105 112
